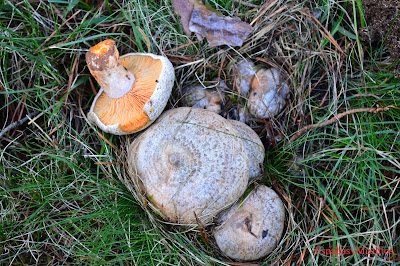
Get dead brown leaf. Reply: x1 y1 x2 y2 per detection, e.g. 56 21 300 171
172 0 197 35
172 0 253 47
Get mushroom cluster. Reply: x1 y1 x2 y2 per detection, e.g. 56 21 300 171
179 59 290 122
125 107 286 261
234 59 290 120
85 40 286 262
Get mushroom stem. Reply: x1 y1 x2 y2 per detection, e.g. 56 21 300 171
86 39 135 99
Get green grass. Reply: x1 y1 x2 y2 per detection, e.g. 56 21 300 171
1 0 399 265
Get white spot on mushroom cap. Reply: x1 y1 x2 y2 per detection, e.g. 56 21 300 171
214 185 285 261
247 68 290 119
128 107 249 225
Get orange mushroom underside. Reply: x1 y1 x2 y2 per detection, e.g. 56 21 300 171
92 55 163 133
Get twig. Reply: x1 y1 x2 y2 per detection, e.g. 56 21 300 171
48 121 65 136
289 106 393 143
0 111 40 139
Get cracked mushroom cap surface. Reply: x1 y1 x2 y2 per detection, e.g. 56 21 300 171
128 107 249 225
87 40 174 135
214 185 285 261
228 119 264 180
247 68 290 119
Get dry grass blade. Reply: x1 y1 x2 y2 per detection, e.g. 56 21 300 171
64 56 79 110
162 41 197 54
35 10 81 52
96 131 121 153
301 9 345 55
250 0 278 26
194 211 209 245
136 26 151 53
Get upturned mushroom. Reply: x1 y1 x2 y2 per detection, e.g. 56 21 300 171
247 68 290 119
127 107 249 225
214 185 285 261
228 119 264 180
86 39 174 135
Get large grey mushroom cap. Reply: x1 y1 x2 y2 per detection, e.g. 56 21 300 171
247 68 290 119
228 119 264 181
128 107 249 225
214 185 285 261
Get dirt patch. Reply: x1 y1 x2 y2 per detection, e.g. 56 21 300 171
360 0 400 74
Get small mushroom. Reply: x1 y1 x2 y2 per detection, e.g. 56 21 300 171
128 107 249 225
233 59 257 97
247 68 290 119
181 82 225 113
86 39 174 134
228 119 264 180
214 185 285 261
